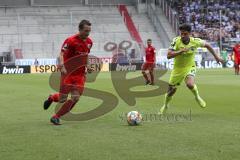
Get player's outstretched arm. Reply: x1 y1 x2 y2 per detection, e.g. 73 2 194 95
204 43 225 64
167 48 189 59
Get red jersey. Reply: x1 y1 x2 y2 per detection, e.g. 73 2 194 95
145 45 156 63
61 34 93 75
233 44 240 58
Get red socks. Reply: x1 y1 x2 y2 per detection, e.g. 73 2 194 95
54 100 77 118
49 93 60 102
49 93 78 118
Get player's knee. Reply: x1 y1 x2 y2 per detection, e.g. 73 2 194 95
59 98 67 103
59 94 67 103
71 96 80 103
168 86 177 96
186 82 194 89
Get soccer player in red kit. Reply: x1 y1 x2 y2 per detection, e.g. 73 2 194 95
43 20 93 125
232 42 240 75
142 39 156 85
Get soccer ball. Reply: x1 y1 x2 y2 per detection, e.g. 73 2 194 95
127 111 142 126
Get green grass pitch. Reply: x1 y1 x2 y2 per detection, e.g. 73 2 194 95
0 68 239 160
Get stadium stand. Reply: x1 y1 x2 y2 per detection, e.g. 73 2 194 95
0 3 166 60
168 0 240 41
4 0 237 63
127 6 163 49
0 6 133 59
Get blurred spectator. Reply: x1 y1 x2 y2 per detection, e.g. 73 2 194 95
221 48 228 61
169 0 240 41
34 58 39 66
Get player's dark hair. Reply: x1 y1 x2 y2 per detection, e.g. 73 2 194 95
147 39 152 42
78 20 91 30
179 24 192 32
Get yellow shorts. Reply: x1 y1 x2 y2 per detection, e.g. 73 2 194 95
169 66 196 86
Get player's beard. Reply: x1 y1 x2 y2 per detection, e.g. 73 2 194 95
80 34 88 40
181 37 190 45
78 32 89 40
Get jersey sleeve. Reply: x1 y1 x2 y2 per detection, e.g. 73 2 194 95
153 47 156 54
169 37 178 51
89 40 93 50
87 39 93 53
61 38 73 53
194 38 206 48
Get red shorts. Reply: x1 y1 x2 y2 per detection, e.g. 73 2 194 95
234 57 240 65
60 75 86 95
142 62 155 71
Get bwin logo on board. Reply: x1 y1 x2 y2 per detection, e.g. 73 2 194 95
2 66 24 74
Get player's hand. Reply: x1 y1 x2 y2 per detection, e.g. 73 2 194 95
87 67 94 74
215 57 225 64
179 48 189 54
60 66 67 75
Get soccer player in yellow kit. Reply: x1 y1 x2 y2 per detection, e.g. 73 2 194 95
159 24 224 114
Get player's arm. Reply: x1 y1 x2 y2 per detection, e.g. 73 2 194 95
167 48 189 59
231 48 235 61
86 42 94 74
167 37 188 59
230 52 233 61
59 38 71 74
86 56 94 74
204 43 225 64
59 51 67 74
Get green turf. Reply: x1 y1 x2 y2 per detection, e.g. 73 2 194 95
0 68 240 160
